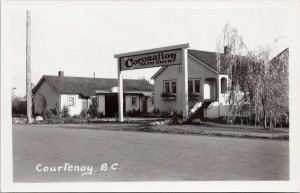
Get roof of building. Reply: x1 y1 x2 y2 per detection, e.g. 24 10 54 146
188 49 225 71
32 75 154 97
151 49 227 79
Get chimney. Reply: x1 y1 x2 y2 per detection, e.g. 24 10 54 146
224 46 231 55
58 71 64 77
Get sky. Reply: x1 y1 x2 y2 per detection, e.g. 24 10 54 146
5 1 289 97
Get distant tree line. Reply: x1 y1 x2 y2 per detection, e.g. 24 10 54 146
12 97 27 116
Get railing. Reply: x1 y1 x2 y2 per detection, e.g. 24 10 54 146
190 102 202 113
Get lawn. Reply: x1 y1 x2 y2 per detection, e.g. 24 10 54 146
23 119 289 140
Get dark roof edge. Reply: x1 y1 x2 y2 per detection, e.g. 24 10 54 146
32 75 61 95
151 66 167 79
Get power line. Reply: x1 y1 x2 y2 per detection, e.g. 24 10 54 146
92 10 169 46
33 17 116 52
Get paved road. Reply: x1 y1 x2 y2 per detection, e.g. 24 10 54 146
13 124 289 182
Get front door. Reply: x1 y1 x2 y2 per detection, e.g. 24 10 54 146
204 83 211 100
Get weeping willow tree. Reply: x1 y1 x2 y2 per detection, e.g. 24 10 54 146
216 24 288 128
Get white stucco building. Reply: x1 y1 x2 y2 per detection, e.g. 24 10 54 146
32 71 154 117
151 48 231 118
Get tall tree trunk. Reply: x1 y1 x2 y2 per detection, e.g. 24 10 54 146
264 110 267 128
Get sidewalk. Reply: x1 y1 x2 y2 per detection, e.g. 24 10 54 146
19 120 289 140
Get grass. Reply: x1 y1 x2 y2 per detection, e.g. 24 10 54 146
25 119 289 140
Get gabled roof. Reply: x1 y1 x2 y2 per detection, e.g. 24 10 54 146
32 75 154 97
188 49 225 71
151 49 227 79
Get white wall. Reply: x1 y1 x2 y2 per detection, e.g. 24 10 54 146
33 80 60 115
60 94 85 116
125 95 140 112
204 75 231 118
154 55 218 114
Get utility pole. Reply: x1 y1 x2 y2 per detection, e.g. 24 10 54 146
26 10 33 123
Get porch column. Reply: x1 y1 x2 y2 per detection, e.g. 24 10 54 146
117 58 124 122
182 48 188 121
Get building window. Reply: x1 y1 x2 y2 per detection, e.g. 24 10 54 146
221 77 227 93
188 80 193 93
164 80 176 94
188 79 201 94
149 96 154 106
164 82 170 93
171 81 176 94
195 80 201 93
131 96 137 107
68 96 75 107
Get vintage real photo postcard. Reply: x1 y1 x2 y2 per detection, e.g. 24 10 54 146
1 0 300 192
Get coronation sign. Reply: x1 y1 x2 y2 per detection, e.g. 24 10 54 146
120 49 182 71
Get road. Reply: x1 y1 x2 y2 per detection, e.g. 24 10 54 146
13 124 289 182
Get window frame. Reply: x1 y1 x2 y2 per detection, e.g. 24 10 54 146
221 77 227 94
188 78 201 94
131 96 137 107
163 80 177 95
67 96 76 107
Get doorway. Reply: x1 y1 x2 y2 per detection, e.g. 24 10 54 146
105 94 118 117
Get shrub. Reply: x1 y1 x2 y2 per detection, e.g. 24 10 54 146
150 108 160 118
80 109 88 118
140 111 150 118
12 98 27 115
160 111 172 118
96 111 104 118
61 105 70 118
50 107 59 116
88 97 98 118
42 109 55 119
125 109 141 117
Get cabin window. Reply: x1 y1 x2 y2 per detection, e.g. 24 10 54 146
68 96 75 107
221 77 227 93
131 96 137 107
188 79 201 94
164 80 176 94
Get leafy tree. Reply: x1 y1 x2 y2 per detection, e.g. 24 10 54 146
12 97 27 115
216 24 288 128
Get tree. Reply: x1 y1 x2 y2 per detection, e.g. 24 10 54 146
216 24 288 128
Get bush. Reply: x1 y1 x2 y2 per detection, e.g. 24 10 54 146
88 97 98 118
43 109 55 119
96 111 104 118
50 107 59 116
125 109 141 117
80 109 88 118
12 98 27 115
141 111 150 118
160 111 172 118
61 105 70 118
